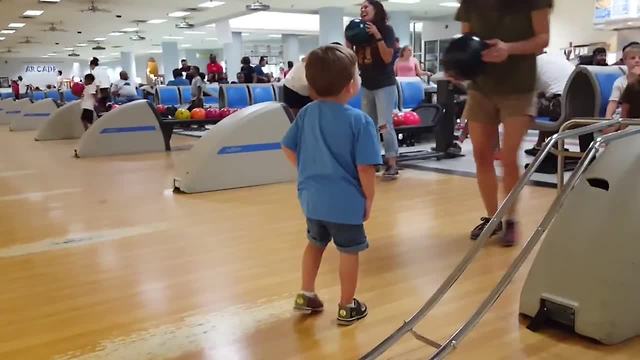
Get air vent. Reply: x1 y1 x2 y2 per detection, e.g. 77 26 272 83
246 1 270 11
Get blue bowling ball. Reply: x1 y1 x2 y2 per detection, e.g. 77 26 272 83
345 18 371 46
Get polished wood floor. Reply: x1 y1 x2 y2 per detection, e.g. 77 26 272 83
1 128 639 360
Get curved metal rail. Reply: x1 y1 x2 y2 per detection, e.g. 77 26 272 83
360 118 640 360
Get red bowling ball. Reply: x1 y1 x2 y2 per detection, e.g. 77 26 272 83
71 82 85 97
156 105 167 116
205 108 218 120
403 111 421 126
392 112 405 127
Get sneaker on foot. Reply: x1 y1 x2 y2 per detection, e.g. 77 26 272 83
337 298 368 326
470 217 503 240
382 166 399 180
294 293 324 314
501 219 518 247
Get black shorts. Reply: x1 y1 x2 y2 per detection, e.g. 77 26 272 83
283 84 312 110
81 109 94 124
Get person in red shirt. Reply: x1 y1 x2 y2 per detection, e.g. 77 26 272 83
207 54 224 83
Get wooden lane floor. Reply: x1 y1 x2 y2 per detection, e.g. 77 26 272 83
0 128 638 359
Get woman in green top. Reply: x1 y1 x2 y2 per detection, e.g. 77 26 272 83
455 0 553 246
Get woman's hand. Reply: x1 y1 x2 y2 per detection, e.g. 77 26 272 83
482 39 510 63
365 22 381 39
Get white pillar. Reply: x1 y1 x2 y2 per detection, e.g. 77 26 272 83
223 32 243 81
319 7 345 45
282 35 301 63
161 42 180 76
388 11 411 47
120 51 137 81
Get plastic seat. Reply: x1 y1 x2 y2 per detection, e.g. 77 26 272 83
155 86 181 107
219 84 250 109
248 84 276 104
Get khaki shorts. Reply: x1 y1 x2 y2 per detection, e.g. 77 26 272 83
463 90 536 124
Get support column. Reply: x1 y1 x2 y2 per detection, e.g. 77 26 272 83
282 35 301 63
120 51 137 82
161 42 180 76
223 32 242 81
388 11 411 47
319 7 344 45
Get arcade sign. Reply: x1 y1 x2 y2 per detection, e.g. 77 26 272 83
24 64 58 73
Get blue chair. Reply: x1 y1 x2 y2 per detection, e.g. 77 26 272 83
156 86 181 107
204 84 219 107
347 87 363 109
1 92 14 100
397 78 425 111
46 90 61 102
248 84 276 105
63 89 79 102
220 84 250 109
178 86 192 105
31 91 46 101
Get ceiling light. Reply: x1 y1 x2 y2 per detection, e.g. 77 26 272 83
41 55 49 58
206 23 216 27
76 43 87 47
47 53 56 56
0 37 4 40
147 19 167 24
241 32 250 36
39 0 61 2
163 36 184 39
268 34 282 38
110 52 119 56
198 1 224 8
63 47 74 50
184 31 206 34
148 49 162 53
109 32 124 36
181 44 192 47
121 27 138 32
205 37 218 40
0 30 16 34
8 23 26 28
94 37 106 41
168 11 191 17
23 10 44 17
439 2 460 7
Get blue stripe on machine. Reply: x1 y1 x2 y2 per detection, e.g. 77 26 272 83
218 142 282 155
6 110 21 114
23 113 51 117
100 125 157 134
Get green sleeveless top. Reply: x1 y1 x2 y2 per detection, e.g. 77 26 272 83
455 0 553 95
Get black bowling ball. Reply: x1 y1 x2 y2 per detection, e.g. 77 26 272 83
166 105 178 118
345 18 371 46
442 34 489 81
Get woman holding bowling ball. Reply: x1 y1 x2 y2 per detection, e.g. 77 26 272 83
346 0 399 180
455 0 552 246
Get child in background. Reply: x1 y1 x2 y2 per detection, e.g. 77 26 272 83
605 45 640 120
281 44 381 326
80 73 97 130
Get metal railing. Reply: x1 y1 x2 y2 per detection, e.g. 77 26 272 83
555 118 640 191
360 118 640 360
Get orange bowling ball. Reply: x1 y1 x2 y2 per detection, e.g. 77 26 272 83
190 107 206 120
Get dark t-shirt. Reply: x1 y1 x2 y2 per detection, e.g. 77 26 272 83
240 65 255 83
620 80 640 118
355 24 397 90
455 0 553 95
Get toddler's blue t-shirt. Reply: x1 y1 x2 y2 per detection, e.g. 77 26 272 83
282 100 382 225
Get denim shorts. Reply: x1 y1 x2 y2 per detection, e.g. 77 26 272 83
306 218 369 254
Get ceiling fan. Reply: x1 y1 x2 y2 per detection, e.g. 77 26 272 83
129 21 146 41
42 22 69 33
0 48 20 54
18 37 43 45
81 0 112 13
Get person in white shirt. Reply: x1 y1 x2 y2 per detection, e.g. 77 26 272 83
111 71 138 103
80 73 97 130
282 58 311 117
17 76 27 99
56 70 65 91
188 66 205 110
89 57 111 112
525 52 575 155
